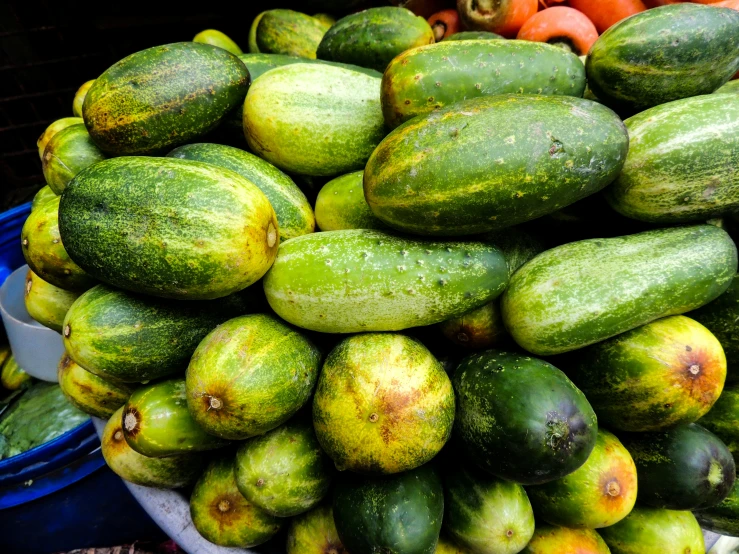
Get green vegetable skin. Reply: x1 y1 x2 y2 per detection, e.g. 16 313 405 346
364 94 628 236
439 301 506 349
83 42 249 155
248 12 266 53
57 354 133 419
41 124 106 195
0 355 31 391
31 186 57 211
255 9 327 59
287 504 347 554
72 80 94 118
716 80 739 94
237 52 382 79
263 230 508 333
333 464 444 554
586 4 739 113
37 117 82 159
522 526 610 554
235 417 332 517
25 269 80 333
58 157 278 300
695 478 739 537
315 171 386 231
190 455 282 548
193 29 242 55
317 6 434 73
382 40 586 128
700 385 739 462
444 31 503 41
502 225 738 356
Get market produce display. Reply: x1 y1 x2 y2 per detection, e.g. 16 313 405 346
14 0 739 551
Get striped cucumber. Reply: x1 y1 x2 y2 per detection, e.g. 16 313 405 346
254 10 327 59
37 117 82 159
314 171 386 231
193 29 242 55
57 354 134 419
41 124 106 194
72 80 94 118
522 526 610 554
24 270 81 332
286 504 347 554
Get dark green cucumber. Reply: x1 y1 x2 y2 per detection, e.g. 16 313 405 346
622 423 736 510
700 385 739 462
31 186 57 211
58 157 278 300
193 29 242 55
255 10 327 58
37 117 82 158
382 40 585 128
717 80 739 95
263 230 509 333
315 171 386 231
57 354 134 419
483 228 546 278
453 351 597 485
21 196 96 292
444 31 503 41
235 417 332 517
527 429 637 529
694 478 739 537
185 314 321 440
101 406 203 488
586 4 739 113
522 526 610 554
333 464 444 554
364 94 628 236
168 143 314 242
313 333 454 474
83 42 249 155
72 80 94 118
287 504 347 554
25 270 81 333
564 315 726 432
190 454 282 547
237 52 382 80
502 225 738 356
41 124 106 194
444 465 534 554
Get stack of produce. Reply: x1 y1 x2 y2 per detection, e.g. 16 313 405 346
20 1 739 552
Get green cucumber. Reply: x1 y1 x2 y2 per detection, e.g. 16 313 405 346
382 40 585 128
248 12 266 53
586 4 739 113
0 356 32 391
453 351 597 485
621 423 736 510
58 156 278 300
255 9 327 58
83 42 249 155
564 315 726 432
263 229 508 333
717 80 739 95
522 526 610 554
364 94 628 236
21 196 96 292
25 270 80 333
435 537 472 554
41 124 106 194
185 314 321 440
700 385 739 462
312 13 335 29
444 465 535 554
244 64 385 177
333 464 444 554
37 117 82 159
287 504 347 554
190 455 282 547
313 333 454 474
72 80 94 118
101 406 203 488
694 478 739 537
57 354 133 419
317 7 434 73
237 52 382 80
235 417 332 517
31 186 57 211
502 225 738 356
527 429 637 529
193 29 242 55
444 31 503 41
168 143 314 242
599 506 704 554
315 171 386 231
439 302 506 349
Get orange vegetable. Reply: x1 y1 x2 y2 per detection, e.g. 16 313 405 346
457 0 539 38
568 0 647 33
428 9 462 41
713 0 739 8
517 6 599 55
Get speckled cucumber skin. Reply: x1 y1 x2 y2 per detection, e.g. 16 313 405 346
528 429 637 529
453 351 598 485
444 465 535 554
255 10 327 59
599 507 704 554
83 42 249 155
72 80 94 118
315 171 386 231
31 186 57 211
235 417 332 517
382 40 585 128
522 526 610 554
58 157 278 300
694 478 739 537
717 80 739 95
564 316 726 432
263 230 508 333
699 385 739 462
313 333 454 474
24 270 80 332
21 197 96 292
237 53 382 80
42 124 106 194
364 94 628 236
101 407 204 488
193 29 242 55
502 225 738 356
621 423 736 510
168 143 314 242
186 314 321 440
57 354 134 419
287 504 348 554
605 94 739 223
244 64 385 177
317 7 434 73
333 464 444 554
586 4 739 114
445 31 503 41
37 117 82 158
190 455 282 548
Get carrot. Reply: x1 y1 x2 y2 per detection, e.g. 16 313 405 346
517 6 599 56
713 0 739 8
428 9 462 41
568 0 647 33
457 0 539 38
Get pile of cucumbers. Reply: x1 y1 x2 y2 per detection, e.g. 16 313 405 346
22 1 739 552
